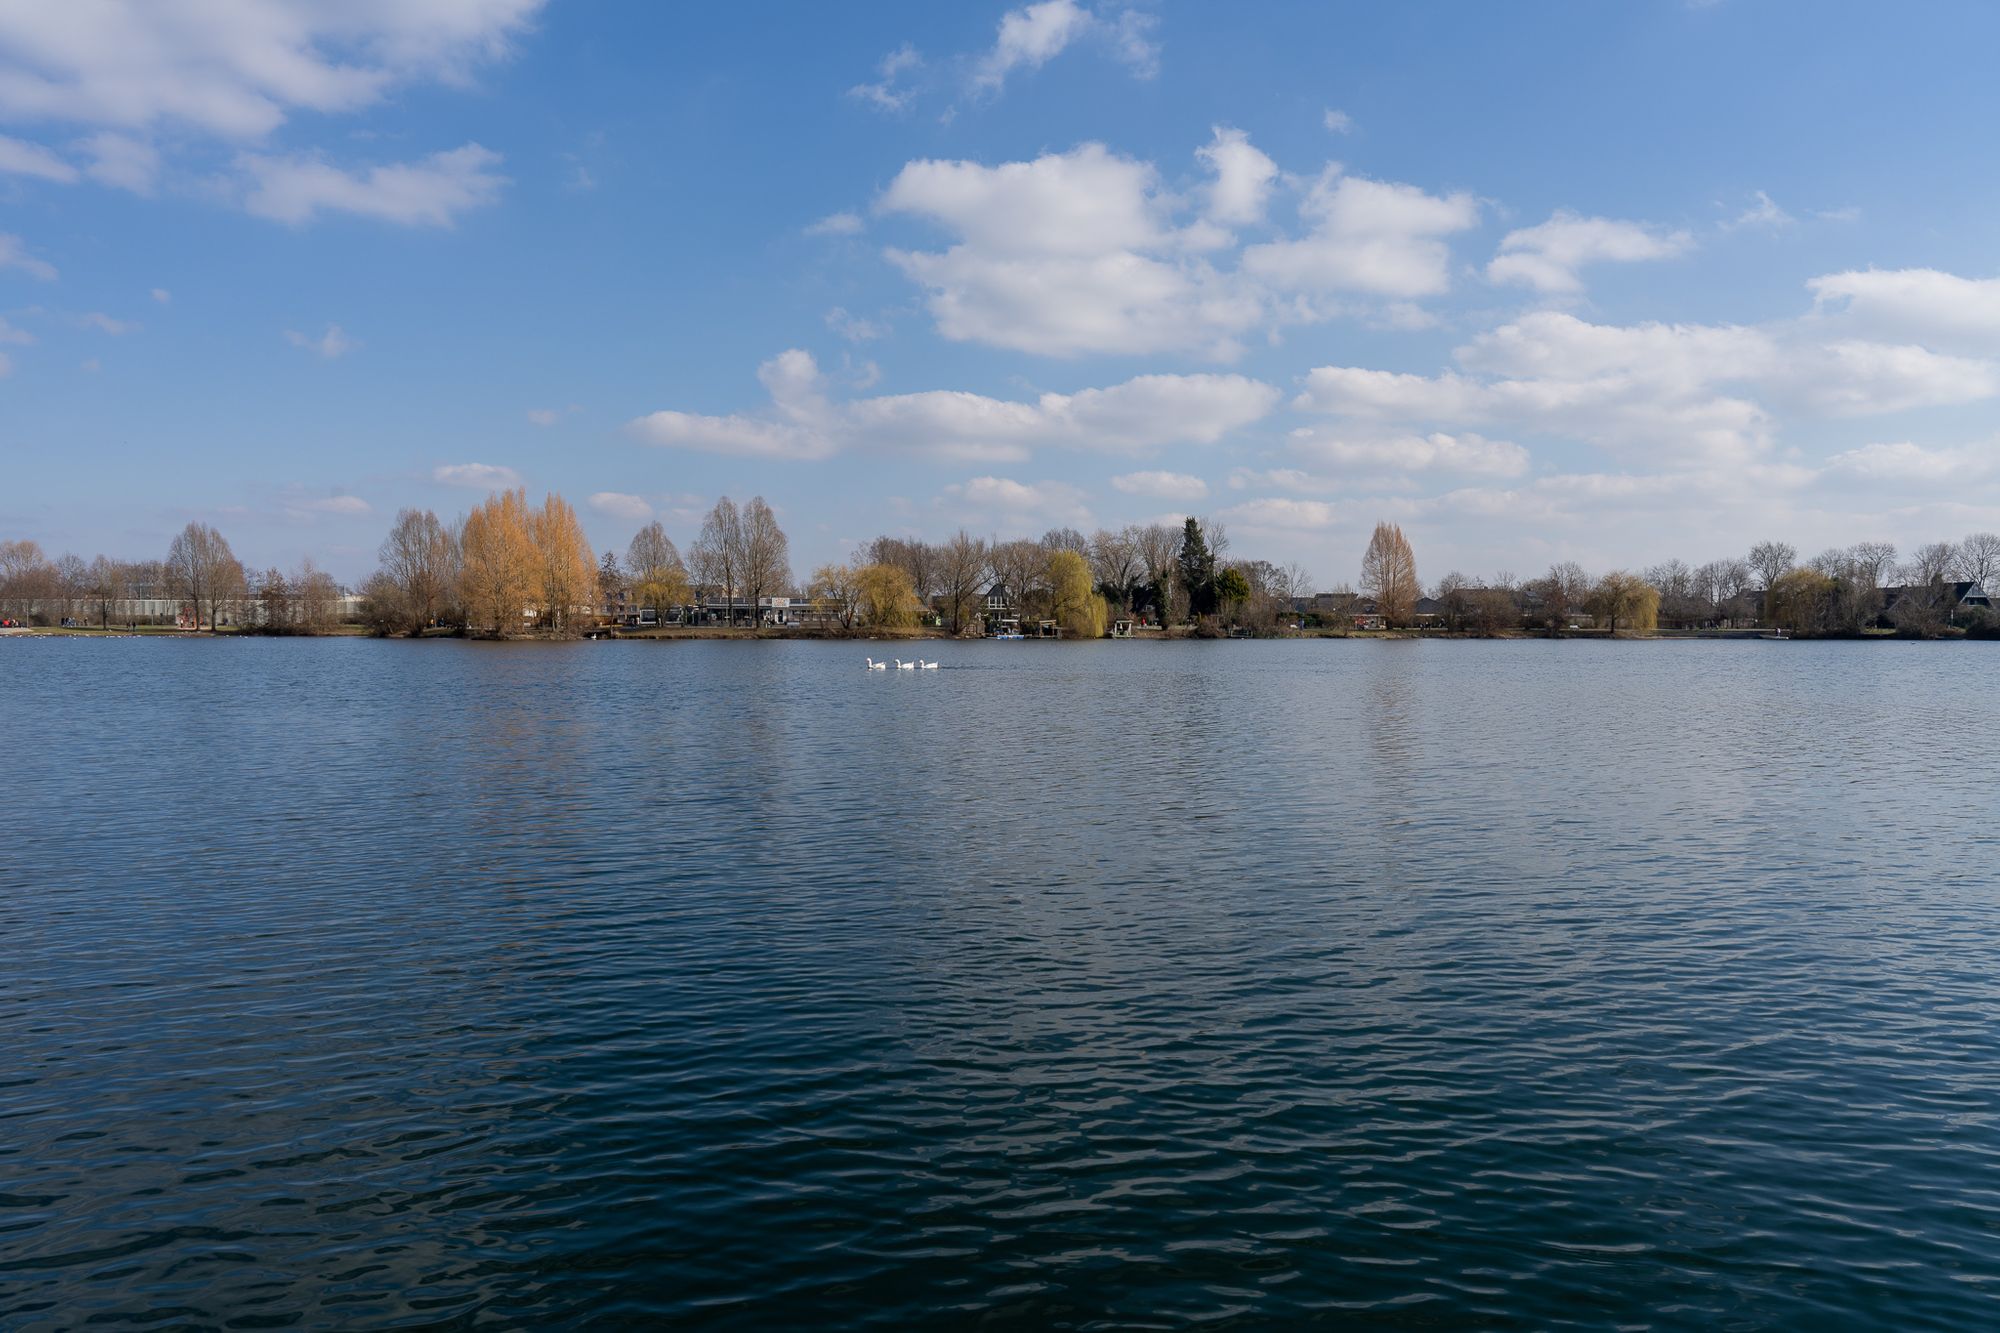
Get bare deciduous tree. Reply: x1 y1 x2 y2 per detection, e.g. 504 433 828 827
739 496 792 627
165 522 244 630
936 530 990 635
693 496 743 625
1360 521 1420 627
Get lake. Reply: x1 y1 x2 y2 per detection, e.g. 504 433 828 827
5 636 1999 1328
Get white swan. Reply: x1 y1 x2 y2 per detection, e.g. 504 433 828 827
918 659 939 669
866 657 886 670
896 658 916 669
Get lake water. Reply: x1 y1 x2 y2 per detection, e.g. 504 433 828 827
5 636 1999 1328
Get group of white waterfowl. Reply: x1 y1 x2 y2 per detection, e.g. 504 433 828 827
865 657 941 670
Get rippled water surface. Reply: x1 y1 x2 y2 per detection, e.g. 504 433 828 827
6 636 2000 1328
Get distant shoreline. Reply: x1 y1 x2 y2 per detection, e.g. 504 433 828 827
5 624 1979 644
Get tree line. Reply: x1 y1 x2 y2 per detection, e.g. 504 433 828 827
8 502 1998 640
1 526 341 631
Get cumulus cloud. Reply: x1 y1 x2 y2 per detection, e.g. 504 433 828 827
433 462 523 489
627 350 1277 463
1111 470 1209 501
1294 308 2000 472
0 233 57 280
877 137 1475 357
0 3 535 220
1823 440 1990 484
1197 126 1277 226
77 312 138 335
1291 428 1530 477
1808 268 2000 349
284 324 355 358
1242 172 1479 299
970 0 1156 95
1323 108 1354 134
240 143 505 227
150 287 171 303
526 408 558 426
588 492 653 521
0 1 544 139
1219 497 1341 531
943 476 1091 525
1487 210 1694 294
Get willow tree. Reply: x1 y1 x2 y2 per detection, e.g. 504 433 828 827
1360 521 1419 627
856 562 922 629
532 493 596 635
1590 570 1660 635
459 488 537 635
1049 549 1106 638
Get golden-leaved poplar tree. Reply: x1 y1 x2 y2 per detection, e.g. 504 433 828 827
459 488 536 635
531 492 596 635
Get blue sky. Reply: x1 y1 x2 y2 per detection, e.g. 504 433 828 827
5 0 2000 587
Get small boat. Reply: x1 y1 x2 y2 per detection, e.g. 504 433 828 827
1759 629 1789 640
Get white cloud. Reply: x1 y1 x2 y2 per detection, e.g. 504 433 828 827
77 131 160 194
628 350 1277 464
1291 429 1530 477
78 312 138 335
806 211 863 236
1111 470 1209 501
0 131 76 182
875 136 1486 357
1720 189 1793 232
150 287 170 304
1242 172 1479 298
969 0 1154 95
825 307 886 341
1808 268 2000 349
1487 210 1694 294
0 232 57 280
943 476 1091 525
433 462 523 490
0 316 31 345
240 143 505 227
849 43 922 112
1197 126 1277 226
1219 497 1340 531
1323 108 1354 134
588 491 653 521
0 0 544 139
284 324 355 359
293 494 371 515
1783 341 1998 416
1293 307 2000 475
1823 441 1991 484
526 408 558 426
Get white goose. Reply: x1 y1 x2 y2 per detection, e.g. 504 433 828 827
895 658 916 670
866 657 887 670
918 659 940 669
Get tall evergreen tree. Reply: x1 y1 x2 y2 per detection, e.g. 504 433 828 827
1177 517 1217 617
